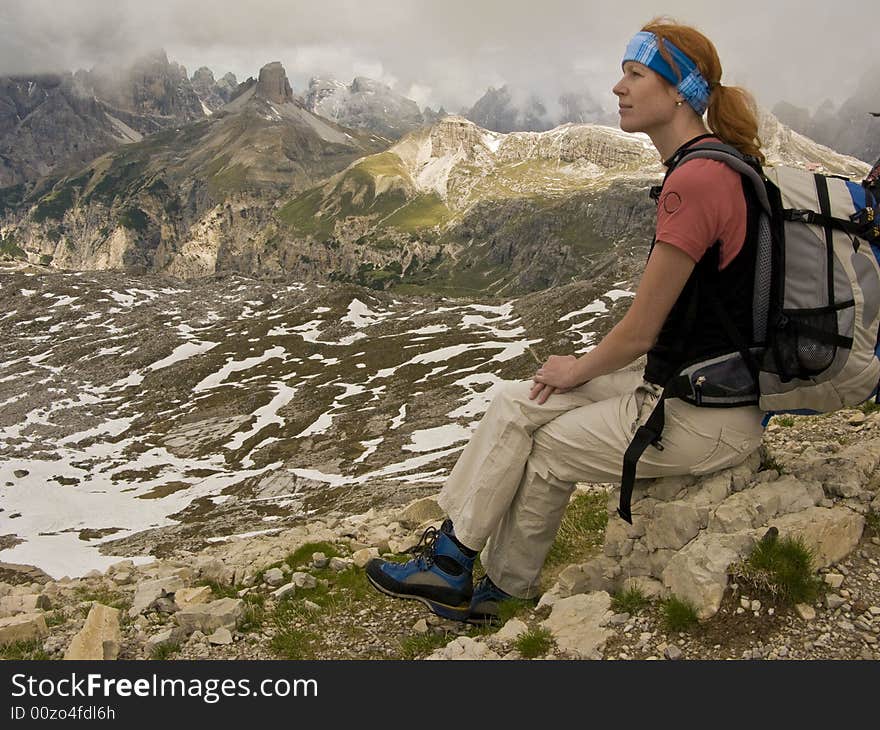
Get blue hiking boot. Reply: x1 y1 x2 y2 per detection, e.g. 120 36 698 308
467 575 532 625
365 519 475 621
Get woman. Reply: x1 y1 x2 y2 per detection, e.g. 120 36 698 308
366 18 766 623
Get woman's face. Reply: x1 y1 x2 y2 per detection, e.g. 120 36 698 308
613 61 679 135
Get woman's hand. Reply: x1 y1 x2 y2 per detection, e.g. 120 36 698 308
529 354 580 404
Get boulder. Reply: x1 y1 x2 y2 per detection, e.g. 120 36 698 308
129 576 185 618
0 593 51 617
175 598 244 635
540 592 613 659
396 497 444 528
64 604 121 660
769 506 864 568
0 613 48 646
662 532 755 619
175 586 213 610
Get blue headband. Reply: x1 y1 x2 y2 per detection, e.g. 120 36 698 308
622 31 711 116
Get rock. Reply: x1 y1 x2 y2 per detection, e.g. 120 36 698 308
145 627 186 652
329 557 353 572
193 556 233 585
412 619 429 634
129 576 185 618
849 411 867 426
824 573 845 589
175 586 213 609
0 593 51 617
662 532 755 619
426 636 501 660
664 644 683 660
302 600 321 613
540 592 613 659
644 502 702 551
494 618 528 644
0 613 48 645
13 470 28 478
311 553 329 569
622 576 664 599
388 533 422 554
63 604 121 660
554 556 621 597
352 548 380 568
271 583 296 600
263 568 285 586
208 627 233 645
796 603 817 621
175 598 244 635
291 572 317 589
112 571 134 585
771 507 864 568
396 497 444 528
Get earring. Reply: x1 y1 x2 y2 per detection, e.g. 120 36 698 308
675 100 684 107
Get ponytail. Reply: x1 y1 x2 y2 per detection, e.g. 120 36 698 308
642 17 765 165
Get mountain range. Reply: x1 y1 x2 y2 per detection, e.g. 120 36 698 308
773 63 880 165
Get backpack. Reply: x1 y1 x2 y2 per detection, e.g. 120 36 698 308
617 141 880 523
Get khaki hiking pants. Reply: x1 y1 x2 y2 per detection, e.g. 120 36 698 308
436 368 765 599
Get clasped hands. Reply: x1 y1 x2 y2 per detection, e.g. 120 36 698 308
529 354 581 405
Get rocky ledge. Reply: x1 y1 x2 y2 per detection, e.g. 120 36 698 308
2 407 879 661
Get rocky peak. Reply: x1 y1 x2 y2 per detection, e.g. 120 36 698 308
255 62 294 105
191 67 215 89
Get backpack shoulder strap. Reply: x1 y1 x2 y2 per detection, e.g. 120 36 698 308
672 142 772 216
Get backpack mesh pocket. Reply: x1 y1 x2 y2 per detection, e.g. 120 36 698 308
773 310 839 379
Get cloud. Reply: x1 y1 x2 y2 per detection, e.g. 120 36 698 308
0 0 873 114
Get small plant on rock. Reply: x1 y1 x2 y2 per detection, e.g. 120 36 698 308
774 415 796 428
866 510 880 538
399 631 451 659
661 595 699 633
150 642 180 661
514 627 555 658
611 586 650 615
729 530 822 606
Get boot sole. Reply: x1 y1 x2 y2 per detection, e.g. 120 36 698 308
366 572 471 622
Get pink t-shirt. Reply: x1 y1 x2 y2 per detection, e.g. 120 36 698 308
654 146 747 270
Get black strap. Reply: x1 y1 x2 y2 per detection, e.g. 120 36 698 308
783 208 862 236
619 395 667 524
814 175 836 308
785 320 854 349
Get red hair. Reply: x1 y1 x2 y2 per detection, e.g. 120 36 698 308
642 17 765 164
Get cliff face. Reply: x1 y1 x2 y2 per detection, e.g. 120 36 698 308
301 76 425 140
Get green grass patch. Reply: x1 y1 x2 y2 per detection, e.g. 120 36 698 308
73 586 130 612
611 586 650 615
0 236 26 260
866 510 880 537
44 610 67 628
544 490 608 570
398 632 451 659
661 595 699 632
208 162 250 199
774 415 796 428
150 642 181 660
514 627 555 658
730 532 822 606
197 580 240 599
0 639 50 660
270 598 318 659
381 193 452 231
285 541 343 569
859 399 880 416
32 183 76 223
238 593 266 633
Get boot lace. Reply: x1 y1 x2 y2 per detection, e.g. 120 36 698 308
407 525 441 568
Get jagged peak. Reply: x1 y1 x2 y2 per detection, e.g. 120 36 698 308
255 61 294 105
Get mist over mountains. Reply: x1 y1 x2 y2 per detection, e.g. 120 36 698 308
773 64 880 165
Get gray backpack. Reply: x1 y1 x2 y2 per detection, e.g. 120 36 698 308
618 142 880 523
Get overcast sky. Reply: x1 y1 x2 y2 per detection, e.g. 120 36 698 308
0 0 873 115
